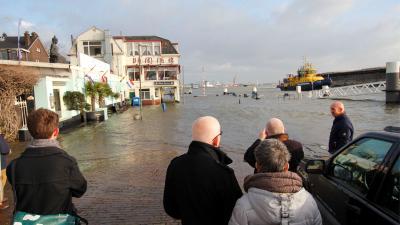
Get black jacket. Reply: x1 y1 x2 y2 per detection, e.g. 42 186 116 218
163 141 243 225
6 146 87 215
244 134 304 172
329 114 354 154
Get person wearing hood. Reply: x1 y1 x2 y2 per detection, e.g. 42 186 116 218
244 118 304 173
163 116 242 225
230 139 321 225
6 108 87 216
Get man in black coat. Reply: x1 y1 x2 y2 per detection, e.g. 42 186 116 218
328 101 354 154
163 116 242 225
244 118 304 173
7 108 87 215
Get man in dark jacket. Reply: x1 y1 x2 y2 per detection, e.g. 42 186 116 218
329 101 354 154
244 118 304 173
163 116 242 225
7 108 87 215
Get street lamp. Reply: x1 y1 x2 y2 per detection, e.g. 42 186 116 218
137 43 144 120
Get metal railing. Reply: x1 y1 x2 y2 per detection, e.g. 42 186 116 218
315 81 386 98
15 97 28 129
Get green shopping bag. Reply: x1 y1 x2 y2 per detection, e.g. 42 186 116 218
12 211 78 225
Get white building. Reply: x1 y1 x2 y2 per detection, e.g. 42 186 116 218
69 26 181 105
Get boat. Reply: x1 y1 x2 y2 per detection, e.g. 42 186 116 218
278 61 332 91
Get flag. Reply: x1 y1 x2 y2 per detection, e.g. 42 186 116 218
126 81 133 89
84 74 94 83
101 71 108 83
17 19 22 61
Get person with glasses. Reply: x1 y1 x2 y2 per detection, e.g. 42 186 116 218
163 116 242 225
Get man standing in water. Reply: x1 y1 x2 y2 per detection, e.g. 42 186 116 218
329 101 354 154
163 116 242 225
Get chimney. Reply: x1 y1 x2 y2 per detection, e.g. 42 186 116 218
31 32 38 41
0 33 6 42
24 31 30 48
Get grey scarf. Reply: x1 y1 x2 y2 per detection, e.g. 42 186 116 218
27 139 61 149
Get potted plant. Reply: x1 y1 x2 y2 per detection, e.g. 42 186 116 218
63 91 90 122
85 81 119 121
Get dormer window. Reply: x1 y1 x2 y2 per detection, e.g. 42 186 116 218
129 42 161 56
154 43 161 55
83 41 102 56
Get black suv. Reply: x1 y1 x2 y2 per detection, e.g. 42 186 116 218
300 126 400 225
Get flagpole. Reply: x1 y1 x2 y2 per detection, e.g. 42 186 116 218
17 19 21 63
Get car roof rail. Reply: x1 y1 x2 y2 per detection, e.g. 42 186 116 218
384 126 400 133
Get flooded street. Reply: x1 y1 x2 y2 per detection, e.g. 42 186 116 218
1 87 399 224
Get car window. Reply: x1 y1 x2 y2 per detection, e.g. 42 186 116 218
331 138 393 195
379 155 400 216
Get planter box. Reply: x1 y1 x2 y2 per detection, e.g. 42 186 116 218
86 111 105 122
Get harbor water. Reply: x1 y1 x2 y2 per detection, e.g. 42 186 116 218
60 87 399 168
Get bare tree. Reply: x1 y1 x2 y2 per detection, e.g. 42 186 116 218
0 65 39 140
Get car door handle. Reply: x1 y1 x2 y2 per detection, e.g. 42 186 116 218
346 202 361 215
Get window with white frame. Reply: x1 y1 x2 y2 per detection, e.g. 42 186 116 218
134 42 139 55
127 68 140 80
165 70 177 80
83 41 102 56
146 70 157 80
0 50 7 59
154 42 161 55
127 43 133 56
133 42 161 56
36 48 40 52
140 89 151 100
140 43 152 56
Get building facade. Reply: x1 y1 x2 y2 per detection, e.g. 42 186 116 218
69 27 181 105
0 32 49 62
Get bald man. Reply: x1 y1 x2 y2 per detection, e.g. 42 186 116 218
329 101 354 154
163 116 242 225
244 118 304 173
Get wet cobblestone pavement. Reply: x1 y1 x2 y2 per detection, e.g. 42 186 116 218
0 106 252 225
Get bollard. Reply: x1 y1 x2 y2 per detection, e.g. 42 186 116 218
296 86 302 99
385 62 400 103
134 114 141 120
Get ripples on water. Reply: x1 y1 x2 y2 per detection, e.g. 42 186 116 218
20 87 399 170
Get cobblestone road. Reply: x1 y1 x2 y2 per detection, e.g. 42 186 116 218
0 108 252 225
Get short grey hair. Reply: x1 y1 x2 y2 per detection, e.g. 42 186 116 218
255 139 291 172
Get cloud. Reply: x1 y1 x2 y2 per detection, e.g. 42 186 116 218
20 20 35 29
0 0 398 83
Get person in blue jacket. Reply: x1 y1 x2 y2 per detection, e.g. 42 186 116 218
329 101 354 154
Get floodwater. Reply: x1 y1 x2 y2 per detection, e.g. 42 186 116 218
2 87 398 224
59 87 399 168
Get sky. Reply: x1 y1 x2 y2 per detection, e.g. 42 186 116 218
1 0 400 83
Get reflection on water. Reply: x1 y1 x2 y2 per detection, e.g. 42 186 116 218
12 87 399 170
